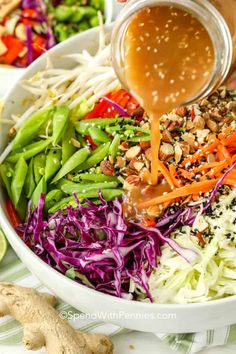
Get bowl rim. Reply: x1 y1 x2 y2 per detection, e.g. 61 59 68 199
1 24 236 311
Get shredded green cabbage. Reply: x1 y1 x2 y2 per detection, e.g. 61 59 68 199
146 188 236 304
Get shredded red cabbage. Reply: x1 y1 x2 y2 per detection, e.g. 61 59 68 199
26 25 34 65
19 193 163 301
103 97 130 117
21 0 40 9
46 27 56 49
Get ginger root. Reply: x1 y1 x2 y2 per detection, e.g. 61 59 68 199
0 283 114 354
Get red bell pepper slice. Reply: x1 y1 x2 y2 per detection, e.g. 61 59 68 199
33 35 46 56
5 199 20 229
1 36 24 65
21 9 38 26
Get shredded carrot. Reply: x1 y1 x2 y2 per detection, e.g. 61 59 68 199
221 132 236 146
158 161 175 190
181 139 219 167
203 159 230 179
196 232 206 246
169 164 182 187
219 126 235 140
224 177 236 186
178 168 194 181
193 161 223 173
138 179 217 208
216 145 231 161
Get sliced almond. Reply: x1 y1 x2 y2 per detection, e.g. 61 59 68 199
139 140 151 150
119 141 129 151
206 119 218 133
100 160 115 176
162 129 173 143
125 145 141 161
116 156 126 169
182 132 195 146
174 143 182 163
133 161 144 172
159 143 174 160
193 116 205 130
125 175 141 186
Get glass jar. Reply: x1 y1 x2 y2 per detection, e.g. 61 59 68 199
112 0 236 106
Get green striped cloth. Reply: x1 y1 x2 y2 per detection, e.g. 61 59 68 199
1 246 236 354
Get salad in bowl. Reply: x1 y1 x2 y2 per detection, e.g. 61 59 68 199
1 24 236 332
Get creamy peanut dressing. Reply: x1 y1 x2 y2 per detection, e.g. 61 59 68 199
124 6 215 191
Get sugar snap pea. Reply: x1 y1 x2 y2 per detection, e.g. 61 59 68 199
61 181 118 194
0 164 12 199
45 149 62 181
55 5 72 21
72 173 118 183
34 154 46 184
11 157 28 208
16 194 27 222
44 189 64 212
88 126 110 144
62 123 76 164
48 188 123 213
75 118 133 135
53 104 70 145
12 106 54 151
7 138 52 163
52 147 90 183
24 158 36 199
31 176 47 208
109 134 120 158
76 142 110 172
125 135 150 142
89 15 99 27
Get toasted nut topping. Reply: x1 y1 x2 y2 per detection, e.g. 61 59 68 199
125 145 141 160
119 141 129 151
139 167 152 184
100 161 115 176
193 116 205 130
179 141 190 157
168 120 182 131
116 156 126 169
226 101 236 112
139 140 151 150
206 119 218 132
174 144 182 163
159 143 174 160
182 132 195 146
175 106 187 117
145 148 152 161
162 130 173 143
134 161 145 172
126 175 141 186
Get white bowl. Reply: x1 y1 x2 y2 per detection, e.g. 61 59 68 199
1 25 236 334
